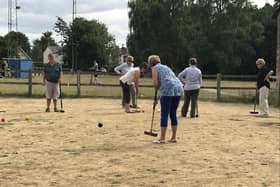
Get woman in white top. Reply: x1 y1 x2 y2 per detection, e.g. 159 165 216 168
120 63 148 113
114 56 137 108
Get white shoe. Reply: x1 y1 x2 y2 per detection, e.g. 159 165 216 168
258 114 269 118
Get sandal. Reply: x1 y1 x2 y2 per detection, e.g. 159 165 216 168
45 108 50 112
152 139 165 144
168 139 177 143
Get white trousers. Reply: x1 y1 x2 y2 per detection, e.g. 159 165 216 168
259 86 269 116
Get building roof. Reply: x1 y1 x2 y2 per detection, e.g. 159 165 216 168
18 47 32 60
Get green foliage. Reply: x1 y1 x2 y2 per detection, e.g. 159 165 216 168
127 0 277 74
4 31 31 58
0 36 7 58
31 32 57 62
55 17 119 70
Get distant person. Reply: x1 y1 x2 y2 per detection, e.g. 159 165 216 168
114 56 138 108
0 60 5 78
91 60 99 84
256 58 274 117
43 54 63 112
120 62 148 113
148 55 183 144
92 60 99 72
178 57 202 118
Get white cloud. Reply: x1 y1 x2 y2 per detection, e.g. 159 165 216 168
0 0 129 46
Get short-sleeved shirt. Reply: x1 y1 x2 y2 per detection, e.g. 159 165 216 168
154 63 183 97
44 62 62 83
257 66 270 89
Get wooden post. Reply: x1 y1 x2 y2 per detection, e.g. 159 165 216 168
276 9 280 104
28 70 32 97
217 73 221 101
77 70 81 96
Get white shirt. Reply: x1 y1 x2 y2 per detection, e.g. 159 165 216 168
178 65 202 91
114 63 134 75
120 67 139 85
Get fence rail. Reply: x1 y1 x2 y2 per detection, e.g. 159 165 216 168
0 70 278 101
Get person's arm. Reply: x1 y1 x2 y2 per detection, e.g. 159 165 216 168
151 67 159 91
59 65 63 83
199 71 202 85
134 69 140 96
114 63 125 74
178 69 186 85
264 70 274 81
151 67 159 106
43 65 46 85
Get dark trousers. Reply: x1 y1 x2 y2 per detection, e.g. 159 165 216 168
181 89 199 117
120 81 130 104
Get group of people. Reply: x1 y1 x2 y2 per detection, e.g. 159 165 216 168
43 53 274 144
116 55 202 144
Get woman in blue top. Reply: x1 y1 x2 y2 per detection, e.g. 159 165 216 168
148 55 183 144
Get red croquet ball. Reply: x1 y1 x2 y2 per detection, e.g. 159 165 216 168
1 118 5 122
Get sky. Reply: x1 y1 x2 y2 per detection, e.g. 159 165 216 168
0 0 276 47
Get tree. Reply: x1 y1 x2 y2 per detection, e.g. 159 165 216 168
31 31 57 63
0 36 7 58
127 0 276 74
4 31 30 58
55 17 119 70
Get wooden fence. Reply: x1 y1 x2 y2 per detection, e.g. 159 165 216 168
0 70 278 101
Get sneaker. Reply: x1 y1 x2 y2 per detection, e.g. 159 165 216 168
130 105 139 109
45 108 50 112
258 114 269 118
152 139 165 144
168 139 177 143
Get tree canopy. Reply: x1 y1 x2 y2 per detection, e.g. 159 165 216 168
2 31 31 58
127 0 277 74
55 17 119 70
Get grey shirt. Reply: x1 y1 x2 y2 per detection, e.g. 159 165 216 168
178 65 202 91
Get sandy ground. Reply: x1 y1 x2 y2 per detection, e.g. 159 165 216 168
0 98 279 187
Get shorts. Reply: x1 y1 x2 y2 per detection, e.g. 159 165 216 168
45 81 60 99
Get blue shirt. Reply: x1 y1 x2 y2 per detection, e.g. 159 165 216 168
154 63 183 97
178 65 202 91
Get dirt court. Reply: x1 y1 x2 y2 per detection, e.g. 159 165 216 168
0 98 279 187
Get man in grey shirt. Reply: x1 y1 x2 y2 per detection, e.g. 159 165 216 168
178 57 202 118
114 56 137 108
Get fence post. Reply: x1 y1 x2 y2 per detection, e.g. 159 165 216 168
216 73 221 101
77 70 81 96
28 70 32 97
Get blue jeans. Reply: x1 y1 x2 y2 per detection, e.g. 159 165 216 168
160 96 181 127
